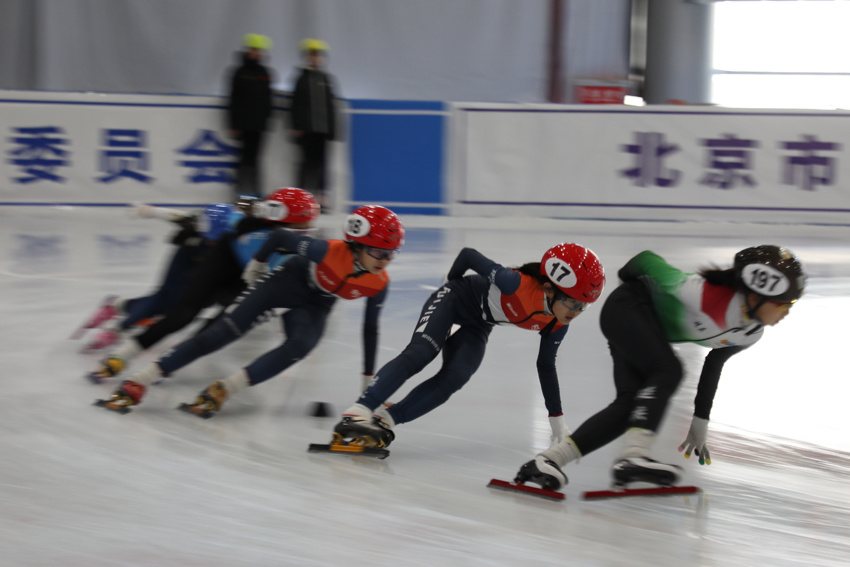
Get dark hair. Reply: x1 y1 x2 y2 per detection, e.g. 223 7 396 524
514 262 551 286
698 265 739 289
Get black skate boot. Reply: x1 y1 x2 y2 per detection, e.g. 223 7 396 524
612 457 682 487
515 455 567 490
333 415 395 448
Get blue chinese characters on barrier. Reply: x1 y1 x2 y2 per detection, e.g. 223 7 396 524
7 126 238 186
619 132 840 191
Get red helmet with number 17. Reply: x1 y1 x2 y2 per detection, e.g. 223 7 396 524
344 205 405 249
540 243 605 303
254 187 320 224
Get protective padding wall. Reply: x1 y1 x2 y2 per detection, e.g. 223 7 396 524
449 103 850 225
0 90 346 206
347 100 446 215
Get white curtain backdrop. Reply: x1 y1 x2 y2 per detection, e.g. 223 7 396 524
0 0 631 103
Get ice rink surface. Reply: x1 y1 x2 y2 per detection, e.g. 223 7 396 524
2 206 849 567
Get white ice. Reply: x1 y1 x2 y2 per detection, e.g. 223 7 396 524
1 207 848 567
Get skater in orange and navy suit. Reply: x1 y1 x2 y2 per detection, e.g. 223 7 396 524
331 243 605 450
96 205 404 417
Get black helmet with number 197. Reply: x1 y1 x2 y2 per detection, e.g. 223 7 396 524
734 245 806 302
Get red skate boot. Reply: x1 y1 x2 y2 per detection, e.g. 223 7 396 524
94 381 147 414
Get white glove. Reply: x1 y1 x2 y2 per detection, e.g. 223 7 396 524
132 203 157 218
678 416 711 465
548 415 572 449
242 259 270 286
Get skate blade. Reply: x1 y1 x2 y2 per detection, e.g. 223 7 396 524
308 443 390 459
582 485 701 500
93 399 132 415
177 403 215 419
487 479 565 501
80 345 107 355
87 372 109 384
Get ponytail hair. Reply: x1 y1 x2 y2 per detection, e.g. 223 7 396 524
514 262 550 286
698 265 739 289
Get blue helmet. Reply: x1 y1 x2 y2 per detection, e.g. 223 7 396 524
198 203 237 240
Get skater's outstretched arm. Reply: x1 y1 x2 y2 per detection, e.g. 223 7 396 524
255 228 330 263
536 324 569 419
678 341 750 465
361 289 387 376
447 247 521 294
694 344 748 419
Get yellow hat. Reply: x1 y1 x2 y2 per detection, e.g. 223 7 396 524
299 38 329 53
243 33 272 50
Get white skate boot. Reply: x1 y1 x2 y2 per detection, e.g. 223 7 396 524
612 457 682 487
514 455 568 490
333 404 395 448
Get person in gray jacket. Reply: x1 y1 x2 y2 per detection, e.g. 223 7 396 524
288 38 339 212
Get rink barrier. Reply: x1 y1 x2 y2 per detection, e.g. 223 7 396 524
4 91 850 225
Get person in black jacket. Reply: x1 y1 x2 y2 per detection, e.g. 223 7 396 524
289 38 338 212
227 33 275 198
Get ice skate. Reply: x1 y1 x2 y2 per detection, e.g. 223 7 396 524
514 455 568 490
87 356 126 384
94 381 146 414
80 329 121 353
178 381 228 419
612 456 682 487
332 413 395 448
71 295 118 339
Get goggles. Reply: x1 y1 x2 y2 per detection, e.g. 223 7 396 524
365 246 399 261
769 299 797 311
556 294 588 312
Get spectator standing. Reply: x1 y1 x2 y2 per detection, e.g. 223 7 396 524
227 33 275 198
289 38 339 212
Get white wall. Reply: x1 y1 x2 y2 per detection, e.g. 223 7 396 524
0 0 631 103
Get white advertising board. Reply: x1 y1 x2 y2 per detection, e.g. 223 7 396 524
0 90 347 206
451 103 850 223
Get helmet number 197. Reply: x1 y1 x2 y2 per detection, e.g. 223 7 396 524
749 268 780 292
742 264 790 297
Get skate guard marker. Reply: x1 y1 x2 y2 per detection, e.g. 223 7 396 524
582 485 701 500
487 478 565 501
177 403 214 419
308 443 390 459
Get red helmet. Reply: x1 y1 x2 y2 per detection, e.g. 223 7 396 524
344 205 405 249
254 188 320 224
540 243 605 302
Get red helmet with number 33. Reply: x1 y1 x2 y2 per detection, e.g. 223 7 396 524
255 187 320 224
540 243 605 303
344 205 405 249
